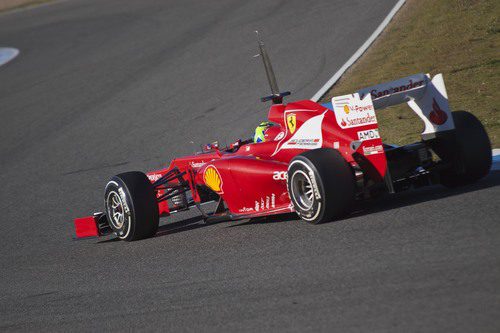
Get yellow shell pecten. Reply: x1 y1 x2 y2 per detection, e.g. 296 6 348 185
204 166 222 192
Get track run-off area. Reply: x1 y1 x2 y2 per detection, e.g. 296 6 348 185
0 0 498 331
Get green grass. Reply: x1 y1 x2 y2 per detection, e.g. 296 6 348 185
321 0 499 147
0 0 54 13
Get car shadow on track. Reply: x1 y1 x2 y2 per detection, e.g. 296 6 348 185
228 213 300 227
155 215 206 237
230 170 500 227
353 170 500 219
97 215 207 242
101 170 499 240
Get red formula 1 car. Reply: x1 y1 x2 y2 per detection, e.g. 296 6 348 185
74 38 492 241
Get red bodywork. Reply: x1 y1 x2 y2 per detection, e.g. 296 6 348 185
152 99 385 217
75 99 386 238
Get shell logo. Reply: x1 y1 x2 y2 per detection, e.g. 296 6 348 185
203 165 223 193
343 105 350 114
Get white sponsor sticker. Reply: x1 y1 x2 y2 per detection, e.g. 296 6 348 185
273 171 287 180
147 173 162 182
362 144 384 155
332 93 377 129
357 129 380 141
190 161 206 168
368 78 425 100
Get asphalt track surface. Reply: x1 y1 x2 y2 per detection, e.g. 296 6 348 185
0 0 499 331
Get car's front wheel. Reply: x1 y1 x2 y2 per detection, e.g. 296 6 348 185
104 171 159 241
287 148 355 224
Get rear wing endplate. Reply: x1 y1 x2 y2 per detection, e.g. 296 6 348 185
327 73 455 140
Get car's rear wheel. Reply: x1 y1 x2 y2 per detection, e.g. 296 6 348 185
434 111 491 187
104 171 159 241
287 148 355 224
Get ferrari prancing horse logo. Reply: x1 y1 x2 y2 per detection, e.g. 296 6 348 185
287 113 296 134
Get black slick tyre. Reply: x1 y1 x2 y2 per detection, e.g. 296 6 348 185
437 111 491 187
287 148 355 224
104 171 159 241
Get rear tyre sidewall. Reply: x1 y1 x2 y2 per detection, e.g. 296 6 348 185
288 159 325 223
287 148 355 224
437 111 491 187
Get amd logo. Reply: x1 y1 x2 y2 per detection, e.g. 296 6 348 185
357 129 380 141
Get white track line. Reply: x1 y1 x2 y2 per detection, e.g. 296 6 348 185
311 0 406 102
0 47 19 67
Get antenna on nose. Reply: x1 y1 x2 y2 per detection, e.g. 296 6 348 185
255 31 290 104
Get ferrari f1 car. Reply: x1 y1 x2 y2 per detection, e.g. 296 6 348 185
74 37 492 241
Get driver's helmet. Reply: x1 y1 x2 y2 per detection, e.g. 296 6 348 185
253 122 282 143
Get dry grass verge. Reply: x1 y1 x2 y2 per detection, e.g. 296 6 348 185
0 0 53 13
321 0 499 147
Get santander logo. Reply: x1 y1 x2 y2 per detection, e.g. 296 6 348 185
332 93 377 129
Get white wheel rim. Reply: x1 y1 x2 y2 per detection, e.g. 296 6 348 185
107 191 125 229
291 170 315 210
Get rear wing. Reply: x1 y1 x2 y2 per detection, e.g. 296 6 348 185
326 73 454 140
